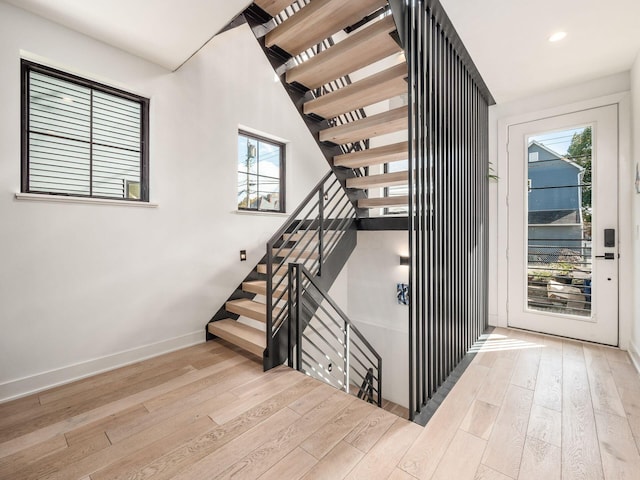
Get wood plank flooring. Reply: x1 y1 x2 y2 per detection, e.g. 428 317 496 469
1 328 639 479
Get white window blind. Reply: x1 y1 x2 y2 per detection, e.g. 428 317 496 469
23 61 148 201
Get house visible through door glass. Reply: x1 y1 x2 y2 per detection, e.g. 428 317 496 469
526 126 592 317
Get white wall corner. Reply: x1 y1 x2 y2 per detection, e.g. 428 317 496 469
629 339 640 375
0 330 204 403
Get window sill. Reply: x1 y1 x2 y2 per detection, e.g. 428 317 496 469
15 193 159 208
234 210 289 218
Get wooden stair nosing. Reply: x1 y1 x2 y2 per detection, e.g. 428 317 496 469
253 0 295 17
242 280 288 300
265 0 388 57
285 16 400 89
208 319 265 357
334 141 409 168
282 231 317 241
358 195 409 209
304 63 408 119
256 263 288 276
275 247 320 260
346 171 408 189
319 105 408 144
225 298 272 323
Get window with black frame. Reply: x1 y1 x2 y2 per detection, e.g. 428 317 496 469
21 60 149 201
237 131 285 213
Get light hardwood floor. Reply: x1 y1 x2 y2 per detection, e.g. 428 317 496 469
1 328 639 479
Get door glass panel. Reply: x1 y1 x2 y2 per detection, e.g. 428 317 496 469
526 127 592 317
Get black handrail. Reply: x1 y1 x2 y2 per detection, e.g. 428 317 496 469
287 263 382 407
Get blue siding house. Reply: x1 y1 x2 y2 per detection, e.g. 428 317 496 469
527 141 584 258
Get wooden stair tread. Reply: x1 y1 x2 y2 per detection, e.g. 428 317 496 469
208 320 265 357
358 195 409 208
242 280 288 299
226 298 274 323
320 105 408 144
347 171 408 189
304 63 407 119
282 231 317 241
334 141 408 168
257 263 287 275
254 0 294 17
275 247 319 260
265 0 388 56
286 16 400 89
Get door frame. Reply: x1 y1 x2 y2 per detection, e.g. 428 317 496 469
493 92 633 348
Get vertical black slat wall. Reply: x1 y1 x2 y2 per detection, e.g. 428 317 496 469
404 0 494 420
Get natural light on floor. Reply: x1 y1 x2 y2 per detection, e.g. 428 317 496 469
467 332 546 353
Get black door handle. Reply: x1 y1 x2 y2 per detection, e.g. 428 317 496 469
595 253 615 260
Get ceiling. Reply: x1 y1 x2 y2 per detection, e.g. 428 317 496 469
4 0 252 71
5 0 640 103
440 0 640 102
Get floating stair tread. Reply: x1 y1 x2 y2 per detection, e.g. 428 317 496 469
257 263 287 276
320 105 408 144
226 298 273 323
358 195 409 209
242 280 288 299
304 63 408 119
254 0 295 17
282 231 317 241
347 171 408 189
276 247 319 260
208 320 265 357
334 141 409 168
286 16 400 89
265 0 388 56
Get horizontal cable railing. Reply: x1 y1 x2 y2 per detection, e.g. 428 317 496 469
265 171 357 367
527 239 592 317
287 262 382 406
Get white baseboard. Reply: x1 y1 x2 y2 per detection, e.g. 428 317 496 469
629 339 640 375
0 330 205 403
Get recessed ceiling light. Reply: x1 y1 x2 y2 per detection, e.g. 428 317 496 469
548 31 567 42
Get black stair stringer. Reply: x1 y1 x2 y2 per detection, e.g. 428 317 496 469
205 257 268 341
263 222 358 370
242 9 369 220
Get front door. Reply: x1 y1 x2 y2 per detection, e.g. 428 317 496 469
507 105 619 345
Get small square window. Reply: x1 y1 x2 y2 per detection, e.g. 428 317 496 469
528 151 539 162
237 131 285 213
21 60 149 201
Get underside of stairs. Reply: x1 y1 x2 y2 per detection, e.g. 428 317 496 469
250 0 409 212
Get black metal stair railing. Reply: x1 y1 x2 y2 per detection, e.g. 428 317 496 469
263 171 357 369
287 262 382 406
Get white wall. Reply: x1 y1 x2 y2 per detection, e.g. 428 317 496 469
489 72 634 349
630 53 640 369
0 2 328 401
345 230 409 407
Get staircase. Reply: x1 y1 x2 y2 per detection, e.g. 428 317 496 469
207 0 408 404
207 172 358 368
252 0 409 211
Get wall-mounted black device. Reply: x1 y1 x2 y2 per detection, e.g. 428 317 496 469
604 229 615 248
